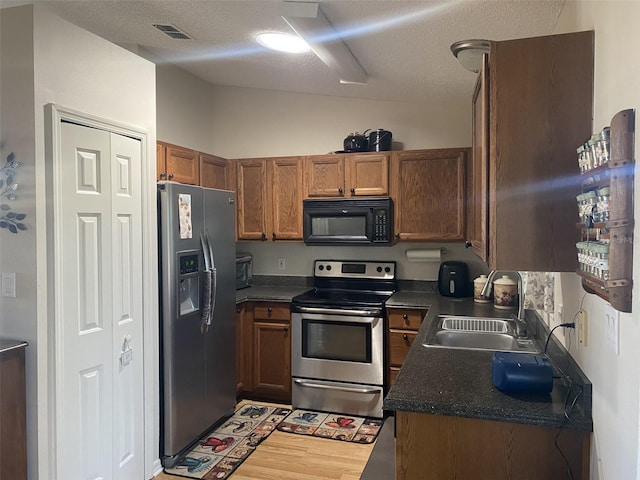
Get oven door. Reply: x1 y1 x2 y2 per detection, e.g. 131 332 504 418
291 309 383 386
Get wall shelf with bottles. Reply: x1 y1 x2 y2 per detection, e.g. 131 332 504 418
576 109 634 313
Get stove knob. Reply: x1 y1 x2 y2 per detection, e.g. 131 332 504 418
318 265 324 271
326 265 332 271
385 266 391 273
376 266 382 273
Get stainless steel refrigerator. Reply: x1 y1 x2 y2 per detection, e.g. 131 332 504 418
158 181 236 468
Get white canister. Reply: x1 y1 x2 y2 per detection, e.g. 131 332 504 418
493 275 518 310
473 275 491 303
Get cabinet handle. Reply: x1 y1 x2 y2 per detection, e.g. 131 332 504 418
395 233 401 239
338 187 343 195
403 333 409 343
261 233 267 241
465 241 472 248
159 172 166 179
403 314 409 325
350 187 355 194
284 325 289 332
267 307 272 315
272 232 277 240
168 173 174 180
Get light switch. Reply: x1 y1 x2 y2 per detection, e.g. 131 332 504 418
1 272 16 298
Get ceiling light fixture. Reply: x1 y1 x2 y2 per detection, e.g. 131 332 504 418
279 1 368 85
450 39 491 73
256 32 310 53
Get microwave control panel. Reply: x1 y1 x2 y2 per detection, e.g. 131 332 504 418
373 208 390 242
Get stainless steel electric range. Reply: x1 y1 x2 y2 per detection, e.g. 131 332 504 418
291 259 397 419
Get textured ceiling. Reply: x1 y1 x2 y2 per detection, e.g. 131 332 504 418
4 0 565 105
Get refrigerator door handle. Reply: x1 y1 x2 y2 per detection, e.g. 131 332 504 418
205 230 217 325
200 232 213 330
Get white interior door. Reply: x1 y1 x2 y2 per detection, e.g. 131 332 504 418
57 121 144 480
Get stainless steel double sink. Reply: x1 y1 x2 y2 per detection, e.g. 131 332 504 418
422 315 540 353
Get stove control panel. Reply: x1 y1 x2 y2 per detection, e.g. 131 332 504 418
314 260 396 280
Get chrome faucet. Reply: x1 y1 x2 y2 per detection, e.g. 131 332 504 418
480 270 528 337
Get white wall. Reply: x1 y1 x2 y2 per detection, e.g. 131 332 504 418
553 2 640 479
1 5 158 479
209 85 471 158
156 62 217 153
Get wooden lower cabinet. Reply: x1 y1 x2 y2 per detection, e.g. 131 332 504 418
396 411 590 480
237 301 292 403
0 343 27 480
387 308 427 388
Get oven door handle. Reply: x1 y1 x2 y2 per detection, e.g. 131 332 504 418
293 379 380 394
294 306 381 317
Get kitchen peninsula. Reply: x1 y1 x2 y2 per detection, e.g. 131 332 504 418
384 292 592 480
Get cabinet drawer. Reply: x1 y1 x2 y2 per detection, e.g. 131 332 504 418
388 308 428 330
254 303 290 321
388 330 417 366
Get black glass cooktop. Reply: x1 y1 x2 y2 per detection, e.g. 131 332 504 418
292 288 393 308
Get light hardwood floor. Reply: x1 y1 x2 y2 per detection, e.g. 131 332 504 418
154 402 376 480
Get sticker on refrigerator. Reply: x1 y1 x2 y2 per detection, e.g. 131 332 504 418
178 194 193 239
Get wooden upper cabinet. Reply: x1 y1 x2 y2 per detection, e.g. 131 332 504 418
236 159 268 240
391 148 468 241
346 153 389 196
267 157 304 240
466 53 489 263
200 153 234 190
305 154 345 197
157 141 199 185
477 31 594 271
305 152 388 197
236 157 304 241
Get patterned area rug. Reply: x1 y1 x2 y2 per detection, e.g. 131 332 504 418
164 403 291 479
276 409 383 443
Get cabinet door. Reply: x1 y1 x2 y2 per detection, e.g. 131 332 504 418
156 142 167 181
251 303 291 401
200 153 234 190
486 31 592 271
346 153 389 196
0 347 27 479
391 149 468 241
164 142 200 184
252 320 291 401
267 157 304 240
467 54 489 262
236 159 268 240
305 154 345 197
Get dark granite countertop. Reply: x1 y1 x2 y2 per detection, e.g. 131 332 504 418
383 292 593 432
235 275 312 304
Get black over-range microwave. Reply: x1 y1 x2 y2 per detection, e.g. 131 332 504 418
302 197 394 245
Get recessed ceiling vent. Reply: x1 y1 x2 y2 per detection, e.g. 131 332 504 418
153 24 193 40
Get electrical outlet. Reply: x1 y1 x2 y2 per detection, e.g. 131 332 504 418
278 258 286 270
577 309 588 346
605 303 620 355
1 272 16 298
